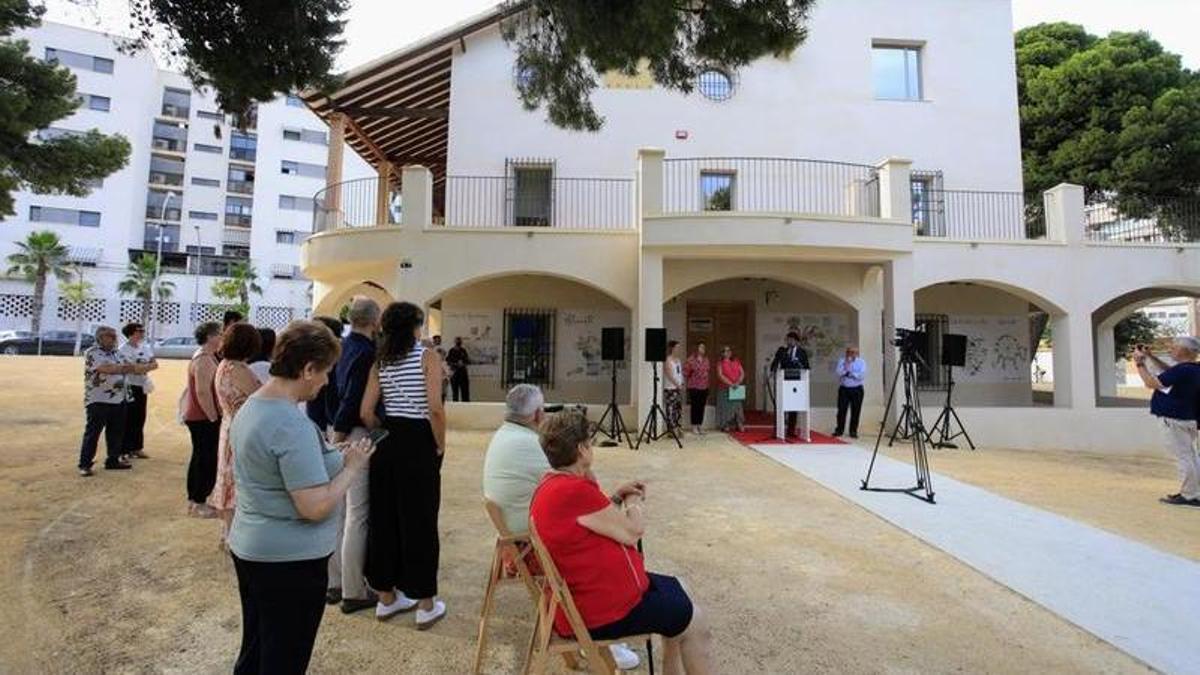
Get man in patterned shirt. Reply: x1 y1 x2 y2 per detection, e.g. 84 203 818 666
78 326 153 476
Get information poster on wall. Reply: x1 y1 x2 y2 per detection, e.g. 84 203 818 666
948 314 1030 383
559 310 631 382
441 309 502 380
759 313 850 383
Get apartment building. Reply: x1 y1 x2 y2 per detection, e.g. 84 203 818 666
300 0 1198 454
0 22 369 338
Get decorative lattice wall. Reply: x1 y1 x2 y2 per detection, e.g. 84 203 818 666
190 303 231 324
120 300 181 325
0 294 33 318
56 297 107 322
255 306 294 330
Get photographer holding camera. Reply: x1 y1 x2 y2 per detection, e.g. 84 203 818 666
1132 336 1200 507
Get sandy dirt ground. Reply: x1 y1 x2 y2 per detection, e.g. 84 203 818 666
879 442 1200 562
0 357 1151 674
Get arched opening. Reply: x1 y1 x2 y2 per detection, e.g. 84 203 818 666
1092 287 1200 407
664 276 860 412
313 280 394 319
429 273 633 404
915 281 1062 407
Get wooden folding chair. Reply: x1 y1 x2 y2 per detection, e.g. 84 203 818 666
473 498 543 675
524 517 652 675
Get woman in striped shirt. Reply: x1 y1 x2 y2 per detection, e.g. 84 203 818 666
360 302 448 629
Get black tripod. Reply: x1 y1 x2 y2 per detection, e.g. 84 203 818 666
636 362 682 449
924 364 975 450
886 379 923 446
862 345 935 503
592 360 634 449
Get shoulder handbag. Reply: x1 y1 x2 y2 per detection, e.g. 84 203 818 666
728 385 746 401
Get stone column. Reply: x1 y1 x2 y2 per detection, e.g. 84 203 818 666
1043 183 1085 245
859 265 886 412
637 147 665 219
1050 306 1096 410
635 251 664 423
1095 320 1119 399
875 157 913 221
882 254 915 417
401 165 432 228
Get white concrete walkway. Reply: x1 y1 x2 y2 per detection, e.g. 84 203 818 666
752 442 1200 674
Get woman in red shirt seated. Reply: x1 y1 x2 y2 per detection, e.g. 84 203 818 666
530 411 713 674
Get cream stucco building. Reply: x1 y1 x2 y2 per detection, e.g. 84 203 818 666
299 1 1199 454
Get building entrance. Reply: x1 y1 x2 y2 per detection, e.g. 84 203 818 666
685 301 756 408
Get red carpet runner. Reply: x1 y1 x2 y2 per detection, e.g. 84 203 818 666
727 410 846 446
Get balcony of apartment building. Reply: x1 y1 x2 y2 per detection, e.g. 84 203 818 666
229 131 257 164
224 195 253 228
145 189 182 222
226 166 255 195
148 156 186 190
151 120 188 158
159 87 190 121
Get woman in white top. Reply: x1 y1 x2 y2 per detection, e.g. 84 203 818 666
118 322 158 460
247 328 276 384
663 339 684 433
360 301 447 628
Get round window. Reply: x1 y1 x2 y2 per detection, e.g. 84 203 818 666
697 69 734 101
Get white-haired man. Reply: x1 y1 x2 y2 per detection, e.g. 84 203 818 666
1133 336 1200 507
481 384 642 670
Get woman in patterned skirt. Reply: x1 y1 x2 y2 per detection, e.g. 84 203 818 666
208 322 262 541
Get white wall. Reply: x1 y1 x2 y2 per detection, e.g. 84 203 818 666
446 0 1021 190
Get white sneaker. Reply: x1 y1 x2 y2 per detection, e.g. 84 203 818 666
415 599 447 630
610 643 640 670
375 592 418 621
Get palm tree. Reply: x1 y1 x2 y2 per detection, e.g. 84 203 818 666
118 253 175 337
59 269 95 356
5 231 72 352
211 261 263 317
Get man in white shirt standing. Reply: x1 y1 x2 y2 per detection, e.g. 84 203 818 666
833 346 866 438
481 384 641 671
118 322 158 461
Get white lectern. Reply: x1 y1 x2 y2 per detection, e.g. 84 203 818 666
774 368 811 442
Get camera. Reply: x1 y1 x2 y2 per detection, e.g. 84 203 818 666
892 327 928 365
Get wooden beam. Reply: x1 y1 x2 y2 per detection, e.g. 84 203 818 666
337 105 449 120
341 113 390 166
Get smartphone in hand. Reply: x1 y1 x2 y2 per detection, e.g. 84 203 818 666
368 428 390 446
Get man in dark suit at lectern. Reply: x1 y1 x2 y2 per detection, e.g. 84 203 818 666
770 331 811 439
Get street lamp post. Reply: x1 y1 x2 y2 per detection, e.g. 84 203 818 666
193 224 202 316
151 191 176 340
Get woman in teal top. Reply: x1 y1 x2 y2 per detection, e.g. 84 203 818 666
227 320 375 675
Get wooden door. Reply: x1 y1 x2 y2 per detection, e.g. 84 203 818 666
685 301 755 408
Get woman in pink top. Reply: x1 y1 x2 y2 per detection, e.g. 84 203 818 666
715 346 746 432
184 322 222 518
682 342 711 434
209 323 262 539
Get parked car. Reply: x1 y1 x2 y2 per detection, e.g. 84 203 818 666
0 330 34 342
154 335 198 359
0 331 95 355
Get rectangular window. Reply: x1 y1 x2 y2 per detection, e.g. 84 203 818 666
225 196 253 227
282 128 301 141
278 195 315 211
282 127 327 145
223 245 250 259
700 171 735 211
230 131 257 161
36 127 84 142
46 47 113 74
161 87 191 118
152 120 188 152
196 110 224 121
145 191 182 221
86 95 110 112
29 206 100 226
280 160 326 179
227 166 255 194
189 211 218 221
503 308 555 388
872 43 922 100
275 230 297 244
285 94 305 107
149 155 186 186
192 177 220 187
511 166 553 226
194 143 222 153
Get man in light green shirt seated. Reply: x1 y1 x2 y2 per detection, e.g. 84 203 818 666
482 384 550 535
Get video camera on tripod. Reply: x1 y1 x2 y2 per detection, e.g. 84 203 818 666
892 327 928 366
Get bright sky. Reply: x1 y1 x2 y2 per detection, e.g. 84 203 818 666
41 0 1200 72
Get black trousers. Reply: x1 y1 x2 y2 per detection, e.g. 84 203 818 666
450 370 470 402
365 416 442 598
231 553 329 675
122 385 148 452
836 385 865 435
687 388 708 426
185 419 220 503
79 402 126 469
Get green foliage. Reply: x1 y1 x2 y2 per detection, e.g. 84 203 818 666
127 0 349 116
0 0 130 216
118 254 176 303
59 275 93 306
502 0 816 130
1016 23 1200 202
5 230 71 335
210 261 262 316
1112 312 1161 360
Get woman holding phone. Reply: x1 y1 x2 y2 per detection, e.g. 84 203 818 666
227 320 375 674
361 301 448 628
